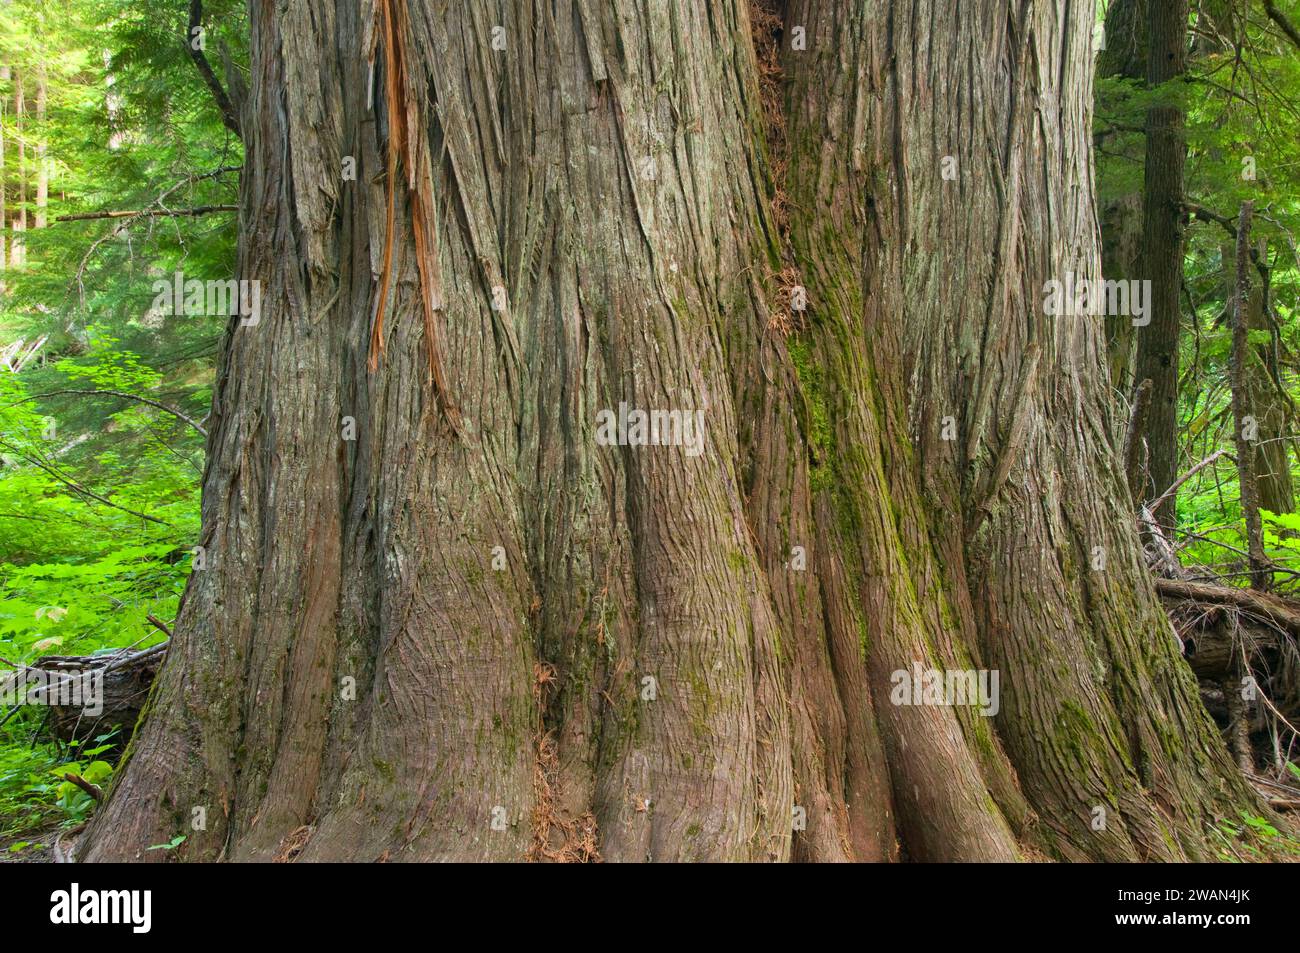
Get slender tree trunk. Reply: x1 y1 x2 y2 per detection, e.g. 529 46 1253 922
1098 0 1147 394
1220 237 1294 517
1244 245 1294 515
79 0 1264 863
1229 202 1268 589
34 65 46 230
0 70 7 275
1133 0 1189 524
10 67 23 267
1201 4 1291 514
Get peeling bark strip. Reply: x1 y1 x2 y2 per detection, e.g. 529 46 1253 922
368 0 460 433
78 0 1266 863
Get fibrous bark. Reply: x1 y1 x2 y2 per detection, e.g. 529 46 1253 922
78 0 1264 863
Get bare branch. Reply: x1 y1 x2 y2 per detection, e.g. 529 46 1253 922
55 205 236 223
186 0 241 137
1263 0 1300 51
65 164 240 310
0 439 171 526
1185 202 1271 282
5 389 208 437
1149 448 1231 516
62 773 103 802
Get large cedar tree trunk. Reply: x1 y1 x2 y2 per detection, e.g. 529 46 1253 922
78 0 1262 862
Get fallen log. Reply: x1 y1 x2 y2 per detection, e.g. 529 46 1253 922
1156 579 1300 732
1155 578 1300 639
0 642 166 751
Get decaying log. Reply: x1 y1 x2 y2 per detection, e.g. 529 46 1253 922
1 642 166 750
1158 579 1300 750
1156 579 1300 639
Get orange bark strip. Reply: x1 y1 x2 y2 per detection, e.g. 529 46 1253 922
368 0 460 433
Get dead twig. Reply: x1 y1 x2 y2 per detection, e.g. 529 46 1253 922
55 205 236 223
1148 449 1231 517
62 773 102 802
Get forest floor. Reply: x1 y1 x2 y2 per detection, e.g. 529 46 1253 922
0 826 58 862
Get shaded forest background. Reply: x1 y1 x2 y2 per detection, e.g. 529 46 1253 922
0 0 1299 858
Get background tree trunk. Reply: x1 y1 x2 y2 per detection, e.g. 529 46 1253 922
1229 202 1268 589
34 65 46 231
1133 0 1189 523
10 67 23 268
1 65 8 273
1218 236 1294 517
78 0 1263 863
1244 246 1295 516
1098 0 1147 395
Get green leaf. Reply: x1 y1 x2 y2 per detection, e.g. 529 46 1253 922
146 835 186 851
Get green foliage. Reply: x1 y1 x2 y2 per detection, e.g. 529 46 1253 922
0 350 198 660
0 346 199 843
1213 810 1300 861
0 0 245 363
0 730 117 844
0 0 243 847
1096 2 1300 591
